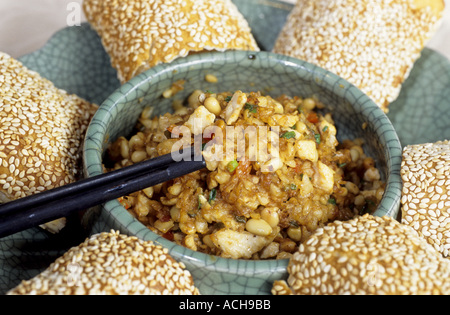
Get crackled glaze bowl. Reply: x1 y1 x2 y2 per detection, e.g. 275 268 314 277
2 0 450 296
83 50 402 295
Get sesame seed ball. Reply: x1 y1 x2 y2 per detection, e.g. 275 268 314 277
272 214 450 295
273 0 444 112
0 52 97 230
83 0 260 84
7 230 200 295
401 140 450 257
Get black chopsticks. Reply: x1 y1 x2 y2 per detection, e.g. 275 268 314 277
0 147 205 238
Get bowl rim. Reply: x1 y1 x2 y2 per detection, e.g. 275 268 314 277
83 50 402 273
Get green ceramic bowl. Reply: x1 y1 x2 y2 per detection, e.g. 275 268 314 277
83 50 403 295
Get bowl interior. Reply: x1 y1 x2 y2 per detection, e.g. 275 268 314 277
83 50 402 280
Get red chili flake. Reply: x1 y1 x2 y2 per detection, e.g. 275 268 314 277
307 112 319 124
162 231 174 241
160 214 171 223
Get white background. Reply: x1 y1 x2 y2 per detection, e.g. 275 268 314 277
0 0 449 60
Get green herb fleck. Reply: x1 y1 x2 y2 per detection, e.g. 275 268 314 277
208 188 217 203
235 216 247 224
322 126 329 132
290 220 300 228
227 160 239 173
197 195 202 210
328 198 337 205
289 183 297 190
315 133 321 144
244 103 258 113
281 131 297 140
225 96 232 102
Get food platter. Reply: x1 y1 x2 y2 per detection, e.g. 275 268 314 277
1 0 450 294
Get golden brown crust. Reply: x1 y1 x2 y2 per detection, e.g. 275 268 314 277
8 231 200 295
273 0 444 112
0 52 97 203
0 52 97 204
83 0 260 83
272 214 450 295
401 140 450 257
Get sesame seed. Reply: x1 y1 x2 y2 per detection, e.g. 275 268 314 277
273 0 443 112
0 52 98 224
7 231 199 295
83 0 259 83
401 140 450 258
272 214 450 295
